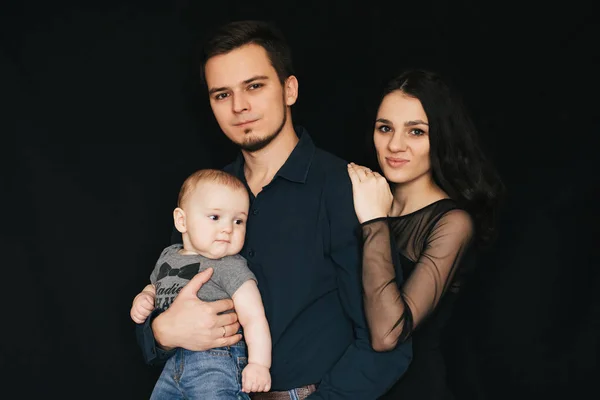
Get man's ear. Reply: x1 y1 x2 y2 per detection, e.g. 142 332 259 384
173 207 187 233
284 75 298 106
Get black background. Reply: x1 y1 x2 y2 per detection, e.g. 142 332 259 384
2 0 598 399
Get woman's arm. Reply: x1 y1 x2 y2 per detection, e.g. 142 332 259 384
362 210 473 351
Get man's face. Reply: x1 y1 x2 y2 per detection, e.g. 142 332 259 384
205 43 289 152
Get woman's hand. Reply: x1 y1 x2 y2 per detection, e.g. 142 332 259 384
347 162 393 224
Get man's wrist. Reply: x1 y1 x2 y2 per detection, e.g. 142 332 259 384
150 309 174 351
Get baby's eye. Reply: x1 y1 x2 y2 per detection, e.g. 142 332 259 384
209 215 219 221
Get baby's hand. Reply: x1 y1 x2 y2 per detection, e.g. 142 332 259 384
242 363 271 393
130 288 155 324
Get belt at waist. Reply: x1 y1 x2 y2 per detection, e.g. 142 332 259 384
250 384 318 400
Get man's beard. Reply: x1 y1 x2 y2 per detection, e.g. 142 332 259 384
238 101 287 153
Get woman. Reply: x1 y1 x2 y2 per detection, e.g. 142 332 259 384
348 69 504 399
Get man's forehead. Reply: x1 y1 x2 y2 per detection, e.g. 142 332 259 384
205 44 276 88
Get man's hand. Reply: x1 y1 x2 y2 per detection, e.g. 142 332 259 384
130 284 156 324
242 363 271 393
152 268 242 351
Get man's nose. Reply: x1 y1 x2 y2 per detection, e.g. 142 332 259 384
232 93 250 113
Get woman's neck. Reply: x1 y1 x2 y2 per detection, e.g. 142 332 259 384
390 174 449 217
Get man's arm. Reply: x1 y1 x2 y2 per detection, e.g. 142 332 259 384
308 169 412 399
135 268 243 365
135 308 174 365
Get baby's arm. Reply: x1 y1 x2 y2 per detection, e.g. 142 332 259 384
232 280 271 393
130 283 156 324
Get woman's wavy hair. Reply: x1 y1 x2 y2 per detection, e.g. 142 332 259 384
370 69 506 247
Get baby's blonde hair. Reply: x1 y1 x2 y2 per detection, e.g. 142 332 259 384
177 169 246 208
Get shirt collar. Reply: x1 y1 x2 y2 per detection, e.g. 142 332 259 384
230 125 315 184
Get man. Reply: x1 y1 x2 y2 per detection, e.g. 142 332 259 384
136 20 412 399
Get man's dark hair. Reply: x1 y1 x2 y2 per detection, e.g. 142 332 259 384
200 20 294 85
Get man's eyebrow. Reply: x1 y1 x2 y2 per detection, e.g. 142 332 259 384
243 75 268 84
208 75 269 95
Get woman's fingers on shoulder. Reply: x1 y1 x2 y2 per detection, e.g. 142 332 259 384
347 163 360 183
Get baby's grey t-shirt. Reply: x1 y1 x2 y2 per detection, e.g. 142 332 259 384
150 244 256 311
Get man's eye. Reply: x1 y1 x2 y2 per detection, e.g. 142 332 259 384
215 93 228 100
248 83 263 90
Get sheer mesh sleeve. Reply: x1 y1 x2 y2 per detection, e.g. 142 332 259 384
361 209 474 351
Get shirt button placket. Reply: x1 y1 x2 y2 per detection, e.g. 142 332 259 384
247 199 259 258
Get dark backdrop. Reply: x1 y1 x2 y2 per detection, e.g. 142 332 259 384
2 1 598 399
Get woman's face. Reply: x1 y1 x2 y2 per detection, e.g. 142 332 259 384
373 91 432 185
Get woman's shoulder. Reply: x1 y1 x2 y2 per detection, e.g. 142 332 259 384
426 198 472 225
430 202 474 243
390 199 473 243
390 198 461 220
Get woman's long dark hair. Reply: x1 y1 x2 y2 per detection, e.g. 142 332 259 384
371 69 505 247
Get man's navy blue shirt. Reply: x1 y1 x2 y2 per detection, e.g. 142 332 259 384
138 126 412 398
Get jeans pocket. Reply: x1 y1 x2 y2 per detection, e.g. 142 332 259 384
206 348 232 357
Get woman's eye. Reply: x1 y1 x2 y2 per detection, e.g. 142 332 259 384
410 128 425 136
377 125 392 133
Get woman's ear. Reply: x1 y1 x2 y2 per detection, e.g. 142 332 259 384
173 207 187 233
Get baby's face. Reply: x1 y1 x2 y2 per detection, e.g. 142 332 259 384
183 181 249 259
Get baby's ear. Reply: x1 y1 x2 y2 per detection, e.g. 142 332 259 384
173 207 187 233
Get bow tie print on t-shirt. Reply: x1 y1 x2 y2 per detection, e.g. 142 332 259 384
156 262 200 281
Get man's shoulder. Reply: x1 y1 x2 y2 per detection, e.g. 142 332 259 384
311 146 350 182
310 145 354 210
313 145 349 167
